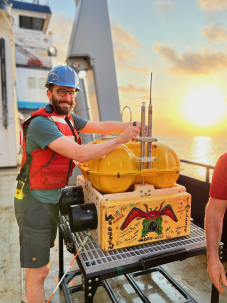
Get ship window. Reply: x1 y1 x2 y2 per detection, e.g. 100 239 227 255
19 16 45 31
39 78 46 89
28 77 36 88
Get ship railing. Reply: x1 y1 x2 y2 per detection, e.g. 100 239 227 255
16 57 51 67
180 159 214 183
10 0 49 6
15 44 52 67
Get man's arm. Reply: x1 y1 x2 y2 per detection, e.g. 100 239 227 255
80 121 145 135
48 126 139 163
205 197 227 295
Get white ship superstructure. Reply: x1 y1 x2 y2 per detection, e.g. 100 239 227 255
0 0 18 167
9 0 56 117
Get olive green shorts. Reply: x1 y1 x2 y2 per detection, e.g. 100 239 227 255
14 191 59 268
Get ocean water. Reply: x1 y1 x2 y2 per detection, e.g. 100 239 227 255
157 136 227 182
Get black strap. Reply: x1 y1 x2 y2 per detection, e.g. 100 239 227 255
29 151 56 180
65 116 78 143
16 152 57 183
64 116 78 185
16 154 32 182
66 159 73 186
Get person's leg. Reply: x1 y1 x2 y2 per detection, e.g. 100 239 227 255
26 263 50 303
25 268 30 299
14 192 54 302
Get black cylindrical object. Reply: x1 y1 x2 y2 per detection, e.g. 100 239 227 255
59 186 84 215
69 203 98 233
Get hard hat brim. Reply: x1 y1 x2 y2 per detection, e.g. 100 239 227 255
45 81 80 90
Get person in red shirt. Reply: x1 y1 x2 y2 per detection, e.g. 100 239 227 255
205 153 227 295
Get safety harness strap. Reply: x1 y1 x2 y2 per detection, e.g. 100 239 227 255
65 116 78 143
16 154 32 182
64 116 78 185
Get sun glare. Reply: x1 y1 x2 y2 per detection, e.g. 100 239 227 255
183 87 226 126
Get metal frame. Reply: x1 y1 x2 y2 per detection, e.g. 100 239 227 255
59 214 222 303
0 38 8 129
125 267 198 303
180 159 214 183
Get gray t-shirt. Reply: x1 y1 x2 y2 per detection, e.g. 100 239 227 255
26 112 87 203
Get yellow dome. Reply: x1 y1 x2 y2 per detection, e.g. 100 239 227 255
125 141 181 188
88 145 137 193
77 140 182 193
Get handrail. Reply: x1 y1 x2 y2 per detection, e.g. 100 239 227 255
180 159 214 183
11 0 49 6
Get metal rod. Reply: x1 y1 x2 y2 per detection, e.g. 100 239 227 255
140 102 146 185
211 284 219 303
180 159 214 169
125 273 150 303
59 224 64 280
102 280 119 303
206 167 210 183
121 106 132 122
47 231 91 303
147 73 153 169
180 159 214 183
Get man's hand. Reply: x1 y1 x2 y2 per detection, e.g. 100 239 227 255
205 197 227 295
48 126 139 163
135 122 148 136
118 126 140 144
207 258 227 295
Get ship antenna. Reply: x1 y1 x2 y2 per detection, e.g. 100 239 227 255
147 73 153 169
150 73 152 105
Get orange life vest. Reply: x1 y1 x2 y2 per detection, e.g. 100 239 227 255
20 107 78 190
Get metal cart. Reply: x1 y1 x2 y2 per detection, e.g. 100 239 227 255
59 214 223 303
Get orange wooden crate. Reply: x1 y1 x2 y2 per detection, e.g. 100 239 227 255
98 192 191 251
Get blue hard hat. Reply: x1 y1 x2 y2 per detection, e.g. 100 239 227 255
45 65 80 90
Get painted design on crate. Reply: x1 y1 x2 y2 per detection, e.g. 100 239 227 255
105 213 114 249
120 201 178 238
177 196 190 234
105 213 114 221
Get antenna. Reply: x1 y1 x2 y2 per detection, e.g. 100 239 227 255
150 73 152 105
147 73 153 168
136 72 157 182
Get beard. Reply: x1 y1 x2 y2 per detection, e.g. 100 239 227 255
51 95 74 116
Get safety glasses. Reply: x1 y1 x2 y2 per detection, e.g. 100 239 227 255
54 88 79 98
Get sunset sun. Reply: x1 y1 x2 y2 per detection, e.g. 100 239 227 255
183 87 226 126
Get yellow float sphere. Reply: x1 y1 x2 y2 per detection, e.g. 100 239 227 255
88 145 137 193
78 139 181 193
125 141 181 188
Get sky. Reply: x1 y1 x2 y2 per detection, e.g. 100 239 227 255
48 0 227 137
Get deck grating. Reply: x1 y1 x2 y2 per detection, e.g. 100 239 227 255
65 221 206 274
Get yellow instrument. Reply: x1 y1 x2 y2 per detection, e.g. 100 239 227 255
14 181 25 200
76 141 182 194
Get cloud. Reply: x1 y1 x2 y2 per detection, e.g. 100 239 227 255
111 23 142 48
113 45 137 62
48 13 148 74
119 83 149 94
48 11 74 65
116 60 150 74
154 41 227 76
197 0 227 12
110 21 149 74
153 0 176 16
201 23 227 42
119 84 150 100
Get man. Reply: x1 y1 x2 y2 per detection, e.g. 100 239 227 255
15 65 141 303
205 153 227 295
